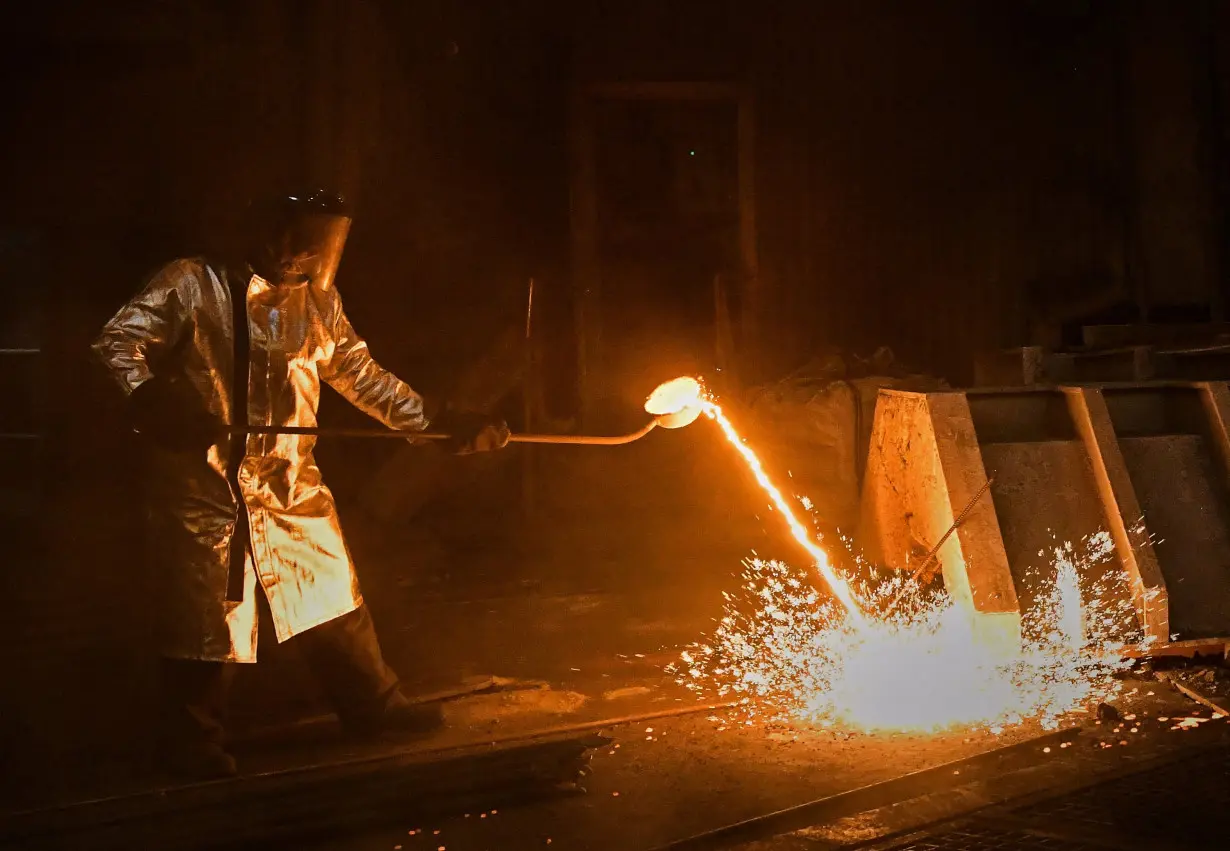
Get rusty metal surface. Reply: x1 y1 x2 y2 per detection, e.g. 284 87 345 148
972 345 1230 387
1118 435 1230 638
979 441 1113 613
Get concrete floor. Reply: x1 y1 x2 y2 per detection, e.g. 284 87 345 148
303 678 1228 851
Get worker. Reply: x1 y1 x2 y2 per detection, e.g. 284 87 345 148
92 190 510 781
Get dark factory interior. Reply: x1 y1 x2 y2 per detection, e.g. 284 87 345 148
4 2 1230 850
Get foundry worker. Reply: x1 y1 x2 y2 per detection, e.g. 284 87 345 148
92 190 510 780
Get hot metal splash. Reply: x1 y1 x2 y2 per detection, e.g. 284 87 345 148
657 380 1143 734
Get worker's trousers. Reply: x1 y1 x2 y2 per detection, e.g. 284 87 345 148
157 598 401 750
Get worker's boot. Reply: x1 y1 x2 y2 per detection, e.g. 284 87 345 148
369 689 446 737
338 689 445 740
155 657 239 782
293 605 447 740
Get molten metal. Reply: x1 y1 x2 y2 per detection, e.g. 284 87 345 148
644 378 867 619
669 384 1140 735
645 376 706 429
703 403 869 624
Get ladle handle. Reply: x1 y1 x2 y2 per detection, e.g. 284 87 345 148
226 420 660 446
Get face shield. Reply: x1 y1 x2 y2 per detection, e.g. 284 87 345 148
251 192 352 290
281 211 351 291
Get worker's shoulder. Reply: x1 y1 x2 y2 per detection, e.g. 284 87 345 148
310 281 345 312
147 256 216 287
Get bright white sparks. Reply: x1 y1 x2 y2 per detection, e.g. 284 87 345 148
703 404 869 625
651 380 1142 735
671 533 1141 734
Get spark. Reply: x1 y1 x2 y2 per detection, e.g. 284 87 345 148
702 402 868 624
678 537 1139 733
663 378 1142 735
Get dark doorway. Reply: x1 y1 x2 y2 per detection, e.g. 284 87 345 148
589 99 742 422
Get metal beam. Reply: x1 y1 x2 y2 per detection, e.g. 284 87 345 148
1063 386 1170 644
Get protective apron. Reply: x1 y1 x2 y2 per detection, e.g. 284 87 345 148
93 257 427 662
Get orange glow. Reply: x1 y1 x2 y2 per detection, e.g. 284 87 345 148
645 376 704 416
669 385 1141 735
702 402 869 625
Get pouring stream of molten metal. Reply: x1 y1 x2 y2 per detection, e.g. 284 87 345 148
646 377 868 625
650 378 1140 733
705 405 869 625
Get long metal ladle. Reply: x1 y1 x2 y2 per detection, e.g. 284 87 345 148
227 378 708 447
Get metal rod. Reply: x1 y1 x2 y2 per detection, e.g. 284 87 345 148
882 476 995 615
912 475 995 583
1156 671 1230 716
227 419 660 446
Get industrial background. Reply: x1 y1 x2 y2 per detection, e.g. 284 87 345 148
2 0 1229 814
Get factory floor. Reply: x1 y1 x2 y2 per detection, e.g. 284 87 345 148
6 615 1229 850
306 678 1230 851
11 427 1230 847
824 743 1230 851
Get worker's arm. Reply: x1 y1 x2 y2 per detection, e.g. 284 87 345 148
92 259 197 394
319 288 430 433
92 259 217 451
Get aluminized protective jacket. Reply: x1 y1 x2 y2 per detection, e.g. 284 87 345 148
93 257 427 662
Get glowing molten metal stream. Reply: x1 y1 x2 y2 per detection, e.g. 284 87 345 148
705 407 868 625
645 377 868 624
651 376 1141 734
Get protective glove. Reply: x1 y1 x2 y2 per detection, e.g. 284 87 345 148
129 377 221 453
429 409 511 456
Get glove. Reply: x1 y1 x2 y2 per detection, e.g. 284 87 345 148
129 377 221 453
429 409 511 456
